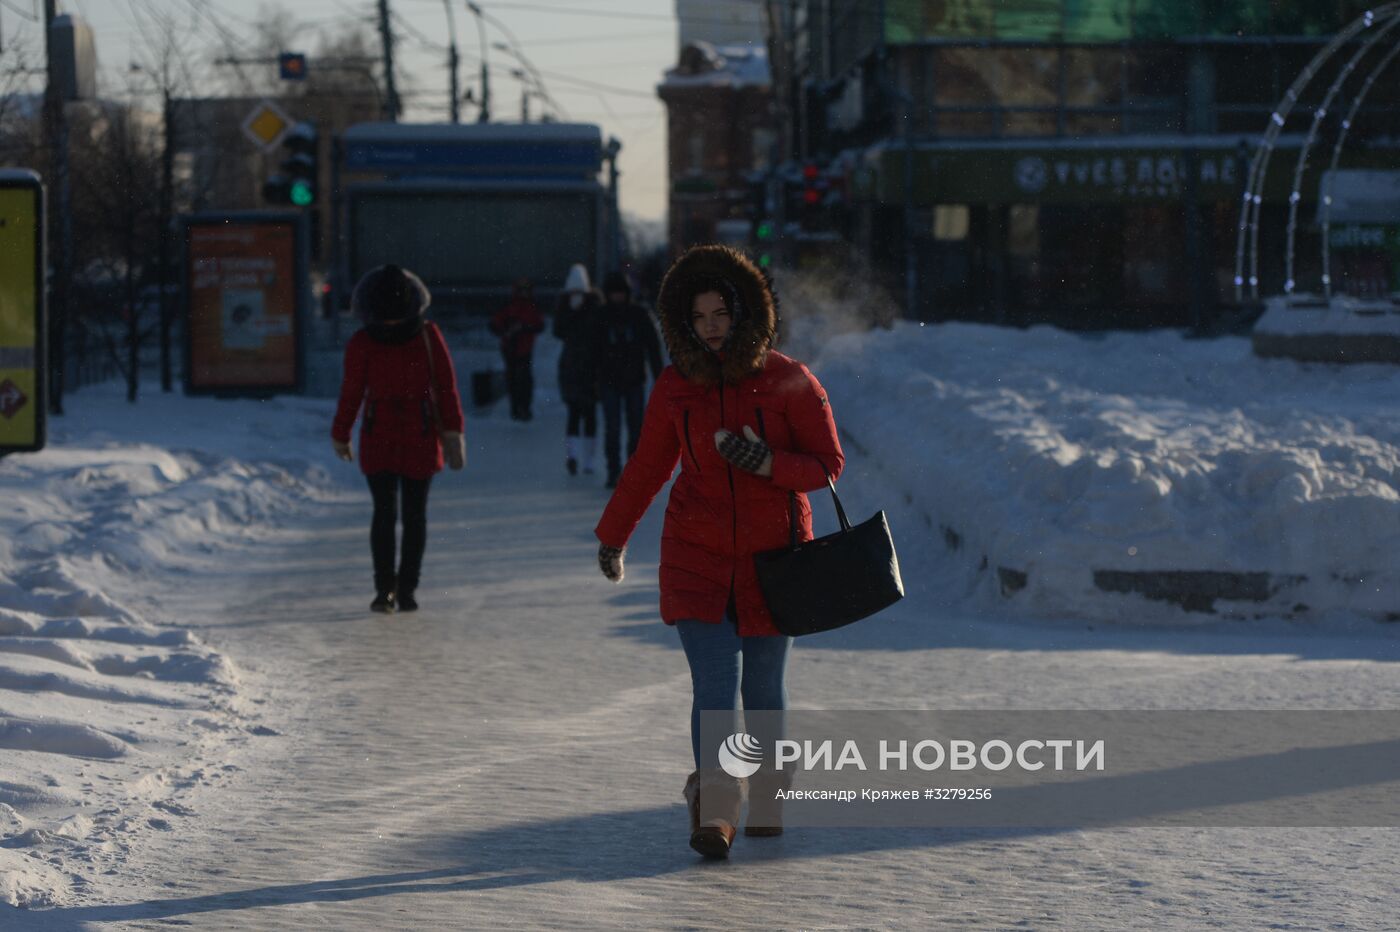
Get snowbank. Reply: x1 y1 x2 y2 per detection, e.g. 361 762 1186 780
805 320 1400 624
0 380 340 908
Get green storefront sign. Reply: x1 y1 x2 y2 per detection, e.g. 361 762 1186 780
874 143 1394 206
884 0 1363 44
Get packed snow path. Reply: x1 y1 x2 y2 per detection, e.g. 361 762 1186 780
13 374 1400 930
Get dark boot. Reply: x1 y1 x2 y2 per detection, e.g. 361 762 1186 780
396 589 418 612
683 769 744 858
370 590 397 613
745 766 793 837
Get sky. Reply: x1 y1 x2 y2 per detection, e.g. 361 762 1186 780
9 0 692 221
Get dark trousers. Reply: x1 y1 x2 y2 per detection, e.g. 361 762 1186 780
601 383 644 475
366 472 433 594
565 400 597 437
504 353 534 420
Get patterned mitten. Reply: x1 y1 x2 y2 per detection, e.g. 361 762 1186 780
598 544 625 582
714 426 773 476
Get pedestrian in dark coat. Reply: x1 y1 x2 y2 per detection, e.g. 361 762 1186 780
595 270 664 488
490 277 545 421
553 263 603 475
593 245 844 858
332 264 465 614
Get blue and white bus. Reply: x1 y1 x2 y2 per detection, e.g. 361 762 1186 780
336 122 619 314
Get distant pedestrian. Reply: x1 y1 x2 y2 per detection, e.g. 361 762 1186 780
595 270 663 488
332 264 465 614
553 263 603 475
491 277 545 421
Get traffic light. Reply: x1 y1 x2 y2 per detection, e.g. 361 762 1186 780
750 176 775 268
755 219 775 268
283 122 318 207
278 52 307 81
802 162 821 205
262 122 318 207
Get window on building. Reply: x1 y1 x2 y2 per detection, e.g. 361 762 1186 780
932 205 971 241
752 128 775 170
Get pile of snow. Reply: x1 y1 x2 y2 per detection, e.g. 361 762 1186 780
0 380 341 908
805 320 1400 624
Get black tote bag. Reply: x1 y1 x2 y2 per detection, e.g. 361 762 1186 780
753 478 904 636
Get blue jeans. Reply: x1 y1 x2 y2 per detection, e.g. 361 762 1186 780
676 618 792 770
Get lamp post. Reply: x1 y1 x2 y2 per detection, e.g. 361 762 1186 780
465 2 490 123
492 40 561 121
443 0 461 123
509 68 537 122
604 136 622 272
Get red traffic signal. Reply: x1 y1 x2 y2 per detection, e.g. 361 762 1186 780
279 52 307 81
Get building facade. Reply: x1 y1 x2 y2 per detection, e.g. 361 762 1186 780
792 0 1400 327
658 42 774 254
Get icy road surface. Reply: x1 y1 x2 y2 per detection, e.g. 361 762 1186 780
10 340 1400 930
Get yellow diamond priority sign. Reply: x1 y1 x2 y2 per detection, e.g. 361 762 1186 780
242 100 293 152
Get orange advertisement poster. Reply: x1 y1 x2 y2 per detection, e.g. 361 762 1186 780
186 220 300 390
0 179 42 451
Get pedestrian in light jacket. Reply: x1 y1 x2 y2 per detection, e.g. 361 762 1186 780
553 263 603 475
593 245 844 858
332 264 465 614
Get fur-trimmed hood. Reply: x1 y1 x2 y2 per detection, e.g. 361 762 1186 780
655 245 777 386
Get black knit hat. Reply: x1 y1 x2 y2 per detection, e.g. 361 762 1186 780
602 270 630 299
352 264 431 322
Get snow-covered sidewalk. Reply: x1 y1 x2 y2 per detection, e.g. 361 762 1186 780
0 383 342 909
3 323 1400 928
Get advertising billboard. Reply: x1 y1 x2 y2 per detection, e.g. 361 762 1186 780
0 170 46 454
184 213 306 395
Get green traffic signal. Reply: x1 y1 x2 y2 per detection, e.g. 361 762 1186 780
759 253 772 268
757 221 774 241
290 180 315 207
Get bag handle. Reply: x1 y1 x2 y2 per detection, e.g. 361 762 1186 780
421 327 444 435
786 466 851 550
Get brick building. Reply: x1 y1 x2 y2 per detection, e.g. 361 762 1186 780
657 42 774 254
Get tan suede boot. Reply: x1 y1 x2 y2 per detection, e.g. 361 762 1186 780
683 769 745 858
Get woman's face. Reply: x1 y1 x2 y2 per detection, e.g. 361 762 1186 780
691 291 732 350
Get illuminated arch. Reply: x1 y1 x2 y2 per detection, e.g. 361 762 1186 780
1233 5 1400 302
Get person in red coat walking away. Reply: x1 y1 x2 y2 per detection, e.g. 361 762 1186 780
490 277 545 421
593 245 844 858
332 264 466 614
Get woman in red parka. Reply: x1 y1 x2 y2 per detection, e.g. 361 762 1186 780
332 264 465 614
594 245 843 858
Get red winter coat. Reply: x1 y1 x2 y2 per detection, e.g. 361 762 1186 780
332 321 465 480
490 298 545 360
595 350 844 637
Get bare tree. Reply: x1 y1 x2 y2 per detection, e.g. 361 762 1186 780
69 97 163 403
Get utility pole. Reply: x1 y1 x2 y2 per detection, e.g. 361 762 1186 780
376 0 400 121
158 89 174 391
443 0 461 123
764 2 787 265
42 0 71 415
